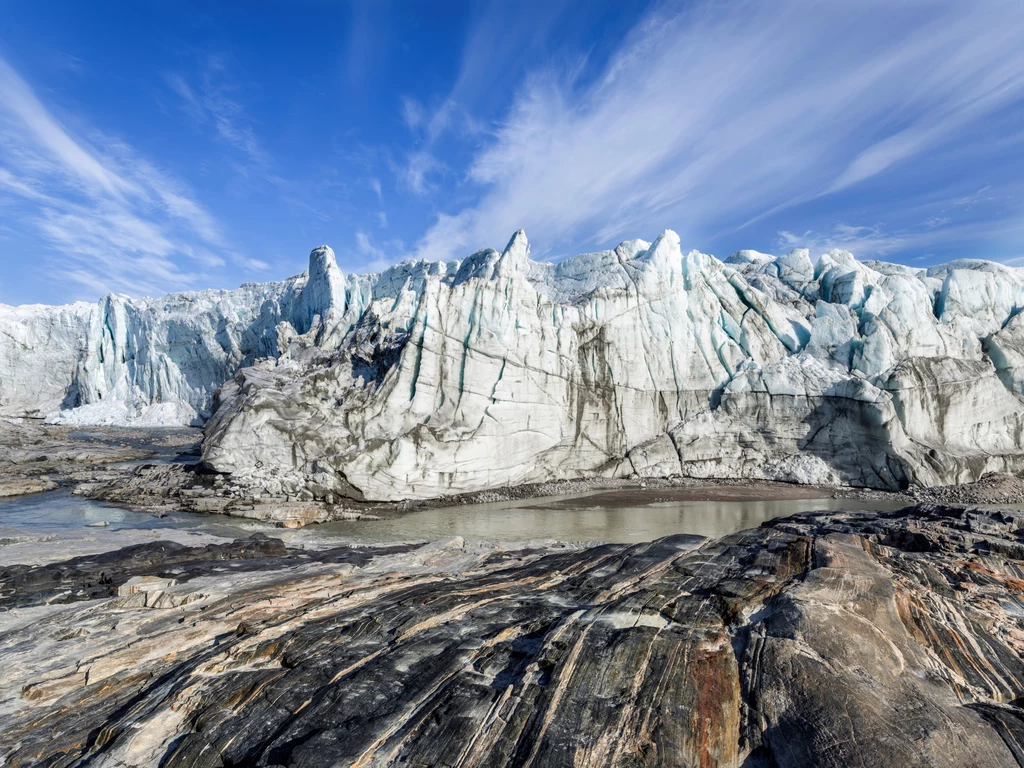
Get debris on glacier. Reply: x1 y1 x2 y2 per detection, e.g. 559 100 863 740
4 229 1024 501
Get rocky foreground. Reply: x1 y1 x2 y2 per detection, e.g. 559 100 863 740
2 504 1024 767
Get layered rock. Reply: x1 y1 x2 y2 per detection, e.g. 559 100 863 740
3 505 1024 767
4 232 1024 496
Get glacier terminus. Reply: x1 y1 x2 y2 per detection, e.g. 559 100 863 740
4 230 1024 501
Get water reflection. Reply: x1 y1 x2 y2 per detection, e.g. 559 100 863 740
0 489 907 545
0 491 135 532
316 496 907 543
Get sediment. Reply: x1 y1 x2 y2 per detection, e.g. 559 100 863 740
0 419 197 498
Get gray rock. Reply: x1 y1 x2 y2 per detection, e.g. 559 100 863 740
1 505 1023 766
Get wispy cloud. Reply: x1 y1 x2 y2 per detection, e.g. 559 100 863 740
777 224 911 259
778 214 1024 262
395 58 489 198
368 177 387 227
400 97 424 131
396 150 443 196
231 252 269 272
165 57 269 167
411 0 1024 262
0 56 240 298
368 177 383 202
354 230 404 272
0 59 136 200
947 184 995 211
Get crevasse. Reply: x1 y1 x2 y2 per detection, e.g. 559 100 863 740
3 229 1024 498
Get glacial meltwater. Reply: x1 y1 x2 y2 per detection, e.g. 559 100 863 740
0 486 907 550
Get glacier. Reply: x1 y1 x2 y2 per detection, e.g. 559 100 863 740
3 229 1024 499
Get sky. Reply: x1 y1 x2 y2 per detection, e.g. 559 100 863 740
1 0 1023 306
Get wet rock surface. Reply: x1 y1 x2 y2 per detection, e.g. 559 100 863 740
0 534 422 611
2 505 1023 766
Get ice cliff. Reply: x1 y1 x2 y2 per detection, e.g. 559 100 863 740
0 251 348 426
4 230 1024 497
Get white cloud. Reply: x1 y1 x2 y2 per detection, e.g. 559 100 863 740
776 224 909 259
0 59 138 200
164 73 204 120
398 150 442 196
948 184 995 211
412 0 1024 261
230 252 269 272
166 58 269 167
395 82 487 197
0 56 234 298
355 230 397 272
778 214 1024 261
401 97 424 131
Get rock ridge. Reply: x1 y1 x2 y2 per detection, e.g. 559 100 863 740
2 504 1024 766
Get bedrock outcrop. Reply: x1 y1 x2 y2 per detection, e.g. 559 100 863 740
5 231 1024 497
2 505 1024 766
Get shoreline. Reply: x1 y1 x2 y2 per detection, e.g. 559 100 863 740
79 462 914 527
6 420 1024 531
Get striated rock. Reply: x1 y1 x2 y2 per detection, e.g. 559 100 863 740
0 477 58 497
0 535 288 609
116 574 178 596
6 233 1024 498
1 505 1023 766
114 575 192 609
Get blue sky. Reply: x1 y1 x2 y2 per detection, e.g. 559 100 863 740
1 1 1023 305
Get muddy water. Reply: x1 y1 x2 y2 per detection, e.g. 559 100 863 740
0 487 907 545
314 494 907 542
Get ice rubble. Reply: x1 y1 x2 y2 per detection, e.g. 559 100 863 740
3 229 1024 498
